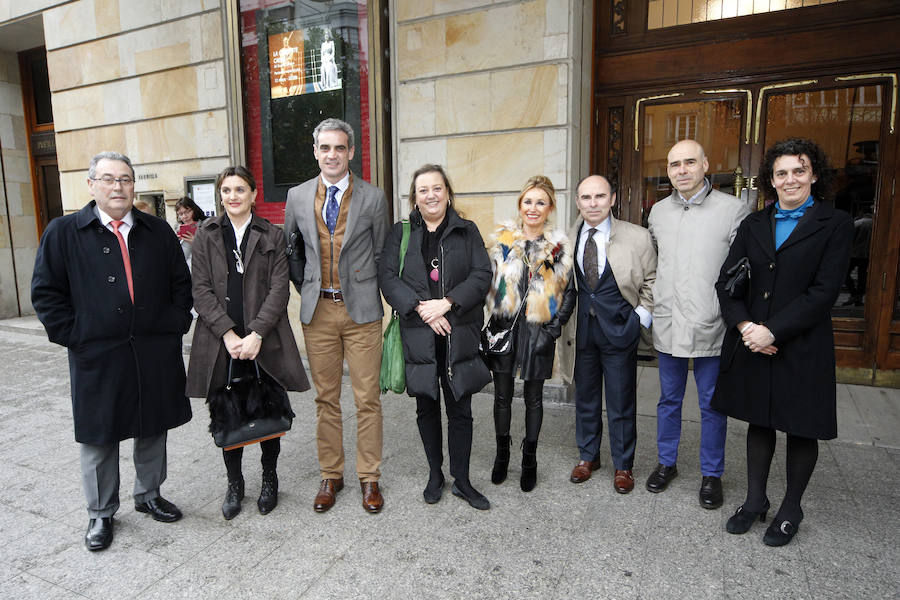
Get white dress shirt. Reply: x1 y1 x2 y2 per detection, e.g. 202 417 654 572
320 172 351 222
95 206 134 245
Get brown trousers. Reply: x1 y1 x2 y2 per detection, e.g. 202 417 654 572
302 299 383 481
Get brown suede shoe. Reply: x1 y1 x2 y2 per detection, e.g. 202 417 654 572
614 469 635 494
361 481 383 514
570 459 602 483
313 478 344 513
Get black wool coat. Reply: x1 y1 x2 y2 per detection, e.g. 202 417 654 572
377 207 492 402
711 202 852 439
32 202 193 445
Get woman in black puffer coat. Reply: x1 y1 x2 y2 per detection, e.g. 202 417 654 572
378 164 493 510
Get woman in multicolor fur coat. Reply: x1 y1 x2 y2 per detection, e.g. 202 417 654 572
484 175 576 492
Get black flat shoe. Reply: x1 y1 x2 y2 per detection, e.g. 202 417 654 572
699 476 724 510
135 496 183 523
646 463 678 493
763 516 801 547
451 481 490 510
423 471 445 504
725 499 770 534
84 517 113 551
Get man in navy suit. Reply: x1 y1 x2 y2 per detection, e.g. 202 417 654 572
568 175 656 493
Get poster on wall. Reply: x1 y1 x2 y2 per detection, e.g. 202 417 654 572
268 28 342 98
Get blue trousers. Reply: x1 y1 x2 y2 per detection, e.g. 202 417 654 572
656 353 725 477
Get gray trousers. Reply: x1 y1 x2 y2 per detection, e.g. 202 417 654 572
80 432 167 518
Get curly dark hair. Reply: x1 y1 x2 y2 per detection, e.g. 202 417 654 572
758 138 834 203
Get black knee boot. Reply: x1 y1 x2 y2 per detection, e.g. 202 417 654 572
521 439 538 492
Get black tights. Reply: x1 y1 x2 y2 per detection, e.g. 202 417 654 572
745 424 818 522
493 373 544 442
223 438 281 481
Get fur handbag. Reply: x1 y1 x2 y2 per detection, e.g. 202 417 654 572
207 358 295 450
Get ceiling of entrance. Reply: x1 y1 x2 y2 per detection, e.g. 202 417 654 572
0 15 44 52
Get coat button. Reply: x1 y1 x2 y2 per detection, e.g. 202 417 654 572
768 262 775 270
763 291 770 299
103 247 111 254
108 276 116 283
117 307 123 314
683 205 690 211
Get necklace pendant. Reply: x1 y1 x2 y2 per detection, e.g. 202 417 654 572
429 268 439 282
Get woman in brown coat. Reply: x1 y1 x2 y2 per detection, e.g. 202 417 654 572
187 166 309 519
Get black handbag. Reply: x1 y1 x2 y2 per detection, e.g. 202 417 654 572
208 359 295 450
723 256 751 299
480 300 526 356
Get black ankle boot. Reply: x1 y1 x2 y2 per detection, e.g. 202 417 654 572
521 439 537 492
491 435 512 484
257 469 278 515
222 477 244 520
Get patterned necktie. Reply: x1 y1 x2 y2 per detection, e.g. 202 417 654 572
325 185 339 234
110 220 134 303
584 228 599 290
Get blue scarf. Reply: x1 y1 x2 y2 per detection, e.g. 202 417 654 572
774 196 814 250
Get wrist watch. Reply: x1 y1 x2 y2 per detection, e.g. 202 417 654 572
252 331 262 340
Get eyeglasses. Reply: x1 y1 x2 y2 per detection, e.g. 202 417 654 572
91 175 135 186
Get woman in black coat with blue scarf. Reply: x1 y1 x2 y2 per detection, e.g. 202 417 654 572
378 164 493 510
713 138 852 546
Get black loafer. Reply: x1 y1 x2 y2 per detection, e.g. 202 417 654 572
451 481 490 510
763 515 802 547
423 471 445 504
645 463 678 493
85 517 113 551
135 496 183 523
699 476 724 509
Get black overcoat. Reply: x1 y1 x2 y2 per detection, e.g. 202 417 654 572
711 202 852 439
186 214 310 398
377 207 492 401
31 202 193 445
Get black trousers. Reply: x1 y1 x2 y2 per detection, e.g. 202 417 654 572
223 438 280 481
492 372 544 442
415 334 473 482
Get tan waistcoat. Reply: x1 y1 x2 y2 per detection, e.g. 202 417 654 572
315 178 354 290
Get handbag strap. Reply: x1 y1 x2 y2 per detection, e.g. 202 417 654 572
398 219 410 276
225 356 262 390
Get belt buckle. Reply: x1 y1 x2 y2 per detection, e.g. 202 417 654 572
331 290 343 303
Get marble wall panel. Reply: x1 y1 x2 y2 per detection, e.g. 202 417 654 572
490 64 561 130
43 0 211 50
14 247 36 314
434 73 490 134
397 81 436 138
0 51 20 84
0 248 18 316
396 18 446 81
0 0 67 23
47 13 224 91
396 0 436 22
128 109 228 164
0 81 24 117
397 139 447 210
444 1 544 74
55 125 128 172
447 131 545 194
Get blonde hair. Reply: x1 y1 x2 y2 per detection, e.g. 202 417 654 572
517 175 556 211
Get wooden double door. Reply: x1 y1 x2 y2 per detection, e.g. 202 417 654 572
591 1 900 383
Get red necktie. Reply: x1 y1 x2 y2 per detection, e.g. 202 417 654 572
111 220 134 303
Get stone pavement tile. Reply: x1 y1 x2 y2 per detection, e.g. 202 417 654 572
807 574 894 599
0 503 58 546
828 444 900 495
0 462 84 522
634 544 726 599
137 526 294 600
4 518 176 598
720 538 811 598
2 572 84 599
847 385 900 448
553 573 640 600
835 384 872 445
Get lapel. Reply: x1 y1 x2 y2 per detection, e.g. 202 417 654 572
242 216 262 270
301 179 321 258
571 219 585 281
775 201 830 253
748 205 777 261
343 174 360 244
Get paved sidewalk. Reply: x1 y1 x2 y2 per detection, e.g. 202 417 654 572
0 319 897 599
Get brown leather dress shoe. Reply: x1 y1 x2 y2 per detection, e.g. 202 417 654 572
614 469 635 494
570 459 602 483
361 481 383 514
313 478 344 513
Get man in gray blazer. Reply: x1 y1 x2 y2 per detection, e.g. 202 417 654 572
284 118 390 514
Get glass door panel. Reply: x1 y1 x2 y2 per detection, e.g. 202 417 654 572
640 98 744 225
762 84 883 320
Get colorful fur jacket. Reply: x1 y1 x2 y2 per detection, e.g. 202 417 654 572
485 222 574 324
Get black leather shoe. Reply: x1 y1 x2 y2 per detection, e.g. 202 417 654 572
763 516 801 547
258 470 278 515
135 496 183 523
645 463 678 493
423 470 445 504
725 498 770 534
451 481 490 510
699 476 724 509
84 517 113 551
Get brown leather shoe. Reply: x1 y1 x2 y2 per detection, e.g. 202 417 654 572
313 478 344 512
361 481 383 514
570 459 602 483
614 469 635 494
